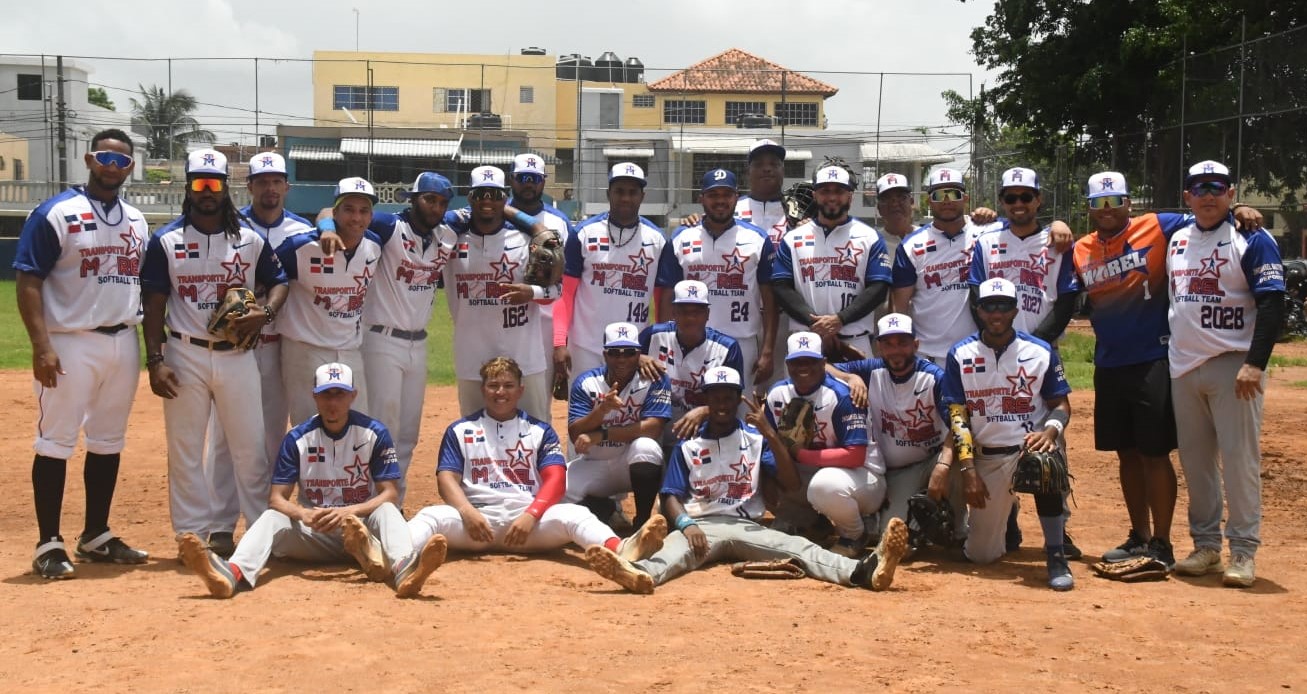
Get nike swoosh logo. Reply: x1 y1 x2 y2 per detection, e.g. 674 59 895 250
232 242 252 249
1018 356 1035 363
735 241 750 247
365 258 377 265
1217 241 1232 247
505 244 523 251
353 443 367 451
813 403 828 411
630 386 647 394
914 386 928 395
641 241 656 247
519 432 532 438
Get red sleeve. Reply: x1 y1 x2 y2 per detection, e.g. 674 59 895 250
796 445 867 469
525 464 566 519
552 275 580 347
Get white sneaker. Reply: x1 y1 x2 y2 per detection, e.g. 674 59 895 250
1174 547 1223 576
1222 553 1256 588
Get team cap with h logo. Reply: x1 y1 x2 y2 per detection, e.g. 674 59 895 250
876 173 910 194
313 362 355 393
186 149 228 177
786 331 824 361
699 366 743 392
1087 171 1129 199
603 322 641 349
928 168 965 191
1000 167 1040 192
672 279 710 305
608 162 647 188
247 152 286 178
334 177 378 204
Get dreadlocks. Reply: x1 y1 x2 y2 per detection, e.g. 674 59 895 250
182 191 249 240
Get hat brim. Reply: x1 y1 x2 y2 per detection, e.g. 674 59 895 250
876 330 914 339
603 340 641 349
1184 173 1232 188
699 381 743 392
609 176 647 188
747 145 786 162
785 350 824 361
335 192 378 205
1086 190 1129 199
313 383 356 394
701 183 738 193
877 184 912 194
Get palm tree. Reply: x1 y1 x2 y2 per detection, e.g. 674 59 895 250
129 84 215 159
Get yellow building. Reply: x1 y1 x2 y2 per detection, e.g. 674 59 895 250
0 130 30 181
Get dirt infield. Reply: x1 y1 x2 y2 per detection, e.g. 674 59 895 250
2 346 1306 691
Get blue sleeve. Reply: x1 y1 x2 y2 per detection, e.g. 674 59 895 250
368 424 401 481
1155 212 1189 236
891 243 917 288
256 234 288 287
834 358 872 385
642 375 674 420
1055 252 1079 295
140 233 172 294
757 237 775 283
1040 349 1072 399
564 228 584 278
967 239 987 286
443 209 470 233
368 211 400 245
759 439 777 477
939 350 967 405
833 393 869 446
654 232 684 289
724 339 744 374
538 425 566 469
12 209 60 277
567 375 594 423
436 424 466 474
271 433 301 485
276 233 310 281
863 237 892 283
638 325 653 354
1241 230 1287 295
772 237 795 281
659 444 691 499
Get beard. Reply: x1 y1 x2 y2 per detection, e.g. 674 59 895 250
819 201 851 221
89 171 125 193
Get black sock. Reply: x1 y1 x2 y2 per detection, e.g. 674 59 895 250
32 455 67 544
581 496 617 523
82 452 121 540
629 463 662 529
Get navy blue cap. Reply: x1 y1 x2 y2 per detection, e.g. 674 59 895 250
701 168 738 192
397 172 454 201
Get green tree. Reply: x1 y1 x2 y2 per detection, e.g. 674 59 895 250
129 84 215 159
87 86 114 111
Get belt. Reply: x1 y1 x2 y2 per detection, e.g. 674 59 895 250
981 445 1021 456
369 324 427 341
169 330 237 351
838 330 870 340
92 323 131 335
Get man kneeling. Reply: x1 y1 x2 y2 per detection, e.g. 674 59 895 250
178 362 444 598
586 366 908 594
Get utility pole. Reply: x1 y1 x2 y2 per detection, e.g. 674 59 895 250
56 55 68 189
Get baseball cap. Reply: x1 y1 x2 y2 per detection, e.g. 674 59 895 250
876 173 910 195
247 152 286 178
999 167 1040 192
747 139 786 163
470 165 507 189
786 331 824 361
813 165 854 190
313 362 355 393
1087 171 1128 199
334 177 378 205
928 168 965 191
186 149 228 178
672 279 710 305
603 322 641 349
977 277 1017 301
700 366 743 392
397 172 454 201
877 313 914 339
701 168 738 192
512 153 547 176
1184 160 1232 187
608 162 647 188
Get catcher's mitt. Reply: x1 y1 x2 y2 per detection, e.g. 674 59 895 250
206 287 260 350
906 492 957 551
1011 448 1072 495
1091 555 1170 582
730 558 806 580
782 181 815 230
776 397 816 452
523 229 564 287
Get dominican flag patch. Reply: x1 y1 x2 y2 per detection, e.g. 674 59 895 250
64 212 97 233
962 357 986 374
310 256 334 274
925 239 937 253
587 235 610 252
690 448 712 466
680 239 702 255
457 242 470 259
990 243 1007 256
657 345 675 365
306 446 324 463
1170 238 1188 255
793 234 815 249
173 242 200 259
462 429 486 445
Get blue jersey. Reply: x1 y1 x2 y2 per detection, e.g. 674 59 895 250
662 420 776 520
273 410 400 508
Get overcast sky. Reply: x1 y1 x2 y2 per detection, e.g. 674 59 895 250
1 0 997 156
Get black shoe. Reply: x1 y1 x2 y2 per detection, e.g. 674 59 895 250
1102 529 1149 563
1005 504 1022 552
1147 537 1176 569
75 532 148 564
1062 531 1083 561
34 539 76 579
207 532 236 559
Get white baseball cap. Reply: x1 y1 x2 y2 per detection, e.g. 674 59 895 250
813 165 854 190
928 168 965 191
334 177 378 205
1087 171 1128 199
186 149 228 177
247 152 286 178
1184 160 1232 187
700 366 743 392
313 362 355 393
672 279 710 305
875 173 910 194
977 277 1018 301
603 322 641 349
748 139 786 162
786 331 824 361
1000 167 1040 192
470 165 507 189
608 162 647 188
877 313 914 338
512 153 547 176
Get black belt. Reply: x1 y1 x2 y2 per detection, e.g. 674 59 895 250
92 323 131 335
369 324 427 341
981 445 1021 456
169 330 237 351
838 331 870 339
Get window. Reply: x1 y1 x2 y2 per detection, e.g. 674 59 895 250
725 101 767 125
774 102 819 126
332 85 398 111
519 86 534 104
13 158 24 181
632 94 655 109
663 100 706 124
784 160 806 178
17 74 42 101
435 88 491 113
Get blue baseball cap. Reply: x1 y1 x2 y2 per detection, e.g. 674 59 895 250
701 168 738 192
397 172 454 201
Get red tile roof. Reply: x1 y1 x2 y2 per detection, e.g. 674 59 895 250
647 48 839 97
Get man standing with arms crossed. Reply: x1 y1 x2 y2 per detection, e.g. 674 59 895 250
15 128 151 577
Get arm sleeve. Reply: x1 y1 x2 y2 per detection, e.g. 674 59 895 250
1032 291 1079 343
140 233 172 295
939 350 967 406
567 375 594 423
724 338 744 374
771 238 795 281
831 393 869 446
863 238 892 284
275 234 307 281
757 237 775 283
796 446 867 468
771 276 816 325
655 230 685 288
552 274 580 347
966 239 988 286
538 425 566 469
836 280 889 326
1040 348 1073 399
524 464 565 519
1247 290 1286 370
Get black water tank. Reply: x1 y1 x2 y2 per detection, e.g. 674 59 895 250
579 56 598 82
521 47 547 56
736 113 774 128
467 112 502 130
556 53 581 80
596 51 622 83
624 57 644 83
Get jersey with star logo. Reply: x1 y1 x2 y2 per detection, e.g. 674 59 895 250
436 409 565 512
764 373 870 461
940 332 1071 448
656 220 775 339
272 409 399 509
836 356 947 469
362 209 457 332
662 420 777 520
639 321 744 424
276 229 383 350
967 223 1080 337
892 219 998 359
561 212 667 357
568 367 673 454
772 217 892 339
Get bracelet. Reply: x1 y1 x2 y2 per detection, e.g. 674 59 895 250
262 304 277 324
318 218 336 232
1044 419 1065 435
958 465 975 473
145 353 164 369
934 461 951 468
600 428 609 442
674 513 697 531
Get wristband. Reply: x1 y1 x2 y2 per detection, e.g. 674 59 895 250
601 428 609 442
318 218 336 233
1044 419 1065 435
674 513 697 531
512 210 536 229
146 353 165 369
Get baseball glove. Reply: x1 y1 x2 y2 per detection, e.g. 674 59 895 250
1011 448 1072 495
206 287 260 350
523 229 564 287
1091 555 1170 582
730 558 807 580
776 397 816 452
906 492 957 551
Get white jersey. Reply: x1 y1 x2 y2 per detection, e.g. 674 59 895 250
663 422 774 520
764 374 871 465
567 367 673 454
362 211 456 332
13 187 148 331
656 221 774 339
940 332 1071 448
1166 218 1286 378
836 357 947 469
892 220 994 358
640 322 744 420
276 231 383 350
563 213 666 352
444 222 552 379
967 224 1080 336
240 205 315 338
735 196 789 247
436 409 565 513
273 410 400 509
141 218 287 338
773 217 892 338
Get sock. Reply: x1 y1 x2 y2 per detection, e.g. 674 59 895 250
82 452 122 540
32 455 67 544
1038 514 1066 552
629 463 662 529
229 563 244 584
603 537 621 552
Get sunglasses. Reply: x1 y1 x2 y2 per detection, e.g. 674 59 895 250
1188 181 1230 198
514 173 544 185
189 178 226 193
928 188 965 203
605 348 640 358
470 188 506 201
1002 192 1036 205
1088 195 1128 210
91 150 133 169
978 299 1017 313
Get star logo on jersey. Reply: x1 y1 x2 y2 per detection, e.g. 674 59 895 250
834 240 864 267
119 230 141 259
688 362 710 390
813 418 830 446
1197 249 1229 278
402 233 416 253
1006 365 1037 397
721 247 748 274
491 252 520 282
627 247 655 275
353 263 374 292
729 455 752 482
221 252 250 283
344 455 369 486
1028 248 1052 274
504 440 534 473
905 398 935 428
612 396 641 426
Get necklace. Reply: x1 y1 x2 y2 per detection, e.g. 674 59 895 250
81 187 124 227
